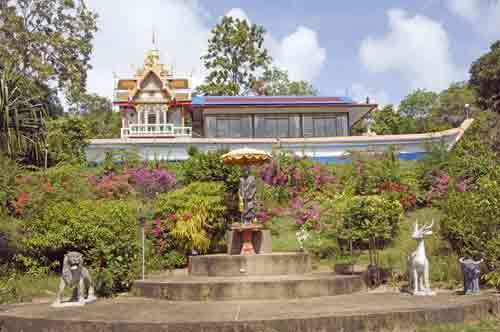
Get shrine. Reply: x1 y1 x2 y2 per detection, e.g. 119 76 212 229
113 40 192 139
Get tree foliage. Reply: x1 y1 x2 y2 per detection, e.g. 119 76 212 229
0 63 46 164
340 195 403 266
197 16 271 96
434 82 475 126
371 105 411 134
76 93 121 139
46 117 89 165
441 173 500 271
470 41 500 113
258 67 317 96
399 89 438 119
0 0 98 103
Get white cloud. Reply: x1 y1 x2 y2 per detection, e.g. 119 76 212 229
85 0 209 99
268 27 327 82
448 0 481 22
350 83 391 107
359 9 460 92
84 3 326 99
447 0 500 39
225 8 326 82
336 83 391 106
225 8 250 23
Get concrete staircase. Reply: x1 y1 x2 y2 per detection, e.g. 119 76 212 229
132 252 365 301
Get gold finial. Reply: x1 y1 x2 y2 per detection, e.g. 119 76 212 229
152 28 158 51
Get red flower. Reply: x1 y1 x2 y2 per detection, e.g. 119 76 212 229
11 192 30 217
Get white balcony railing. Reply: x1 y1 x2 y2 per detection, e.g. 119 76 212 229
121 124 192 139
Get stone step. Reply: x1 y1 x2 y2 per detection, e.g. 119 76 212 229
2 292 499 332
188 252 312 277
132 273 364 301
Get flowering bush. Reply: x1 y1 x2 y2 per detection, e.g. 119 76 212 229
377 181 417 211
10 192 31 217
89 173 133 199
88 167 176 200
290 198 321 230
422 171 473 204
129 167 176 198
258 153 335 201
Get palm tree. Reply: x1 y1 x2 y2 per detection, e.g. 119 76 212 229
0 63 46 165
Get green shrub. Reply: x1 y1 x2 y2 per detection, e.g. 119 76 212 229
440 174 500 270
179 151 241 193
0 155 21 214
20 200 140 296
152 182 227 254
340 195 403 266
46 117 90 165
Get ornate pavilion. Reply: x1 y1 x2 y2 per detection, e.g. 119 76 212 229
113 43 192 139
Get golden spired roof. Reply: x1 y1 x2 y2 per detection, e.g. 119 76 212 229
113 37 192 104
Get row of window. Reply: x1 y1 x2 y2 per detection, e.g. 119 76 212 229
204 114 349 138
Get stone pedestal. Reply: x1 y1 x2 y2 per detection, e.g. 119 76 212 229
226 225 272 255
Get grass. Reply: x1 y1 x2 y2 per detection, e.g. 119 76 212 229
267 215 300 252
268 206 462 287
417 320 500 332
0 273 61 304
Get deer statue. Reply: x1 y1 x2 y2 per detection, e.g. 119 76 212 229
408 219 436 296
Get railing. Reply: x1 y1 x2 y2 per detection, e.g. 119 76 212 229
121 124 192 139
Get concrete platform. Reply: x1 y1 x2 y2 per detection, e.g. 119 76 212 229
1 292 499 332
132 273 364 301
188 252 311 277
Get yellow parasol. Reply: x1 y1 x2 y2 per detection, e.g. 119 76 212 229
221 148 272 166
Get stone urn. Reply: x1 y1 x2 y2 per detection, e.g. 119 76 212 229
459 257 483 295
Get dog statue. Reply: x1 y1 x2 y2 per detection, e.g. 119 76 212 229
52 251 96 307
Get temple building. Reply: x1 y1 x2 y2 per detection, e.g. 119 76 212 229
87 43 472 163
113 43 192 139
113 44 376 140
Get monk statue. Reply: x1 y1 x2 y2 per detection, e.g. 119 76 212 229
239 166 257 224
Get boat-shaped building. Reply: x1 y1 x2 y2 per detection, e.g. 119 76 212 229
86 45 473 163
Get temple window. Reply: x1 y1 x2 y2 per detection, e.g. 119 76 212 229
148 112 157 125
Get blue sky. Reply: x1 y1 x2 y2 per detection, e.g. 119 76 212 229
85 0 500 106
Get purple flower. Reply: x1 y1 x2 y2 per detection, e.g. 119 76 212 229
152 227 162 237
129 167 176 198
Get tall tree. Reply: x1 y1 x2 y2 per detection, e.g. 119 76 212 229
258 67 317 96
76 93 121 139
371 105 409 135
197 16 271 96
0 0 98 104
0 62 46 164
399 89 438 119
434 82 477 126
470 41 500 113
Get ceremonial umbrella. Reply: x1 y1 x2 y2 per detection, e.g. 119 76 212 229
221 148 272 166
